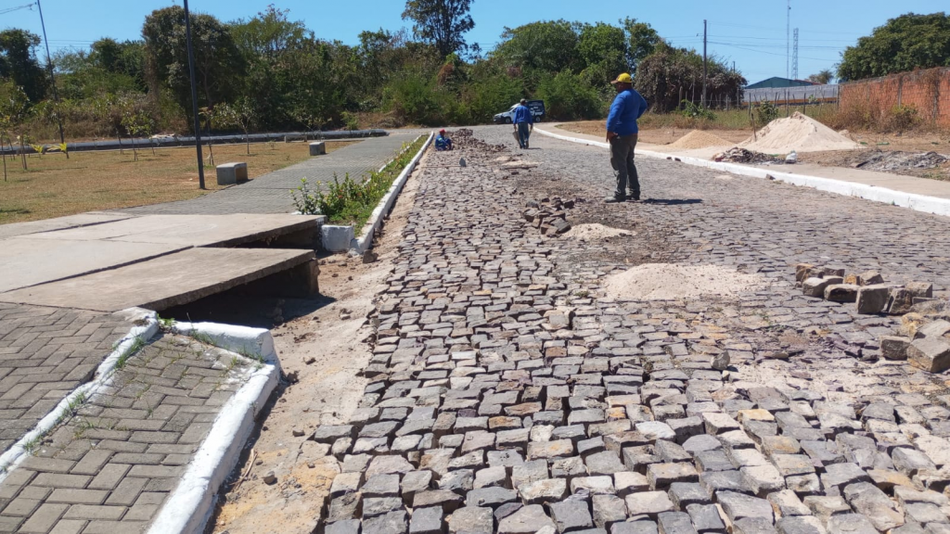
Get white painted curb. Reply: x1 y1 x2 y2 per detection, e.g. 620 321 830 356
0 308 159 483
148 322 281 534
352 132 434 253
534 126 950 217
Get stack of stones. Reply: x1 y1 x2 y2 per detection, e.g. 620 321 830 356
523 198 574 237
882 319 950 373
796 264 935 316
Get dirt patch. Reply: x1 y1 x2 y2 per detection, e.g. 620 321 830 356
564 223 633 241
740 112 861 154
668 130 733 149
603 263 767 301
209 151 428 534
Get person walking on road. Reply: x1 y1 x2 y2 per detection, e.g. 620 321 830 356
605 73 648 203
513 99 534 149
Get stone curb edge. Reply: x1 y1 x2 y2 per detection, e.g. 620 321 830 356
352 131 434 253
0 307 160 483
147 321 282 534
535 126 950 218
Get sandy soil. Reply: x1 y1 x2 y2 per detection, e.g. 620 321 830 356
602 263 768 301
207 153 427 534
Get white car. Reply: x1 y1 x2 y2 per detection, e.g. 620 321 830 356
493 100 546 124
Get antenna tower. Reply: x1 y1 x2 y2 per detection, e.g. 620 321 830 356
792 28 799 79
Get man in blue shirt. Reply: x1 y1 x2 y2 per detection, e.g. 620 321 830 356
435 129 453 151
512 99 534 149
605 73 648 202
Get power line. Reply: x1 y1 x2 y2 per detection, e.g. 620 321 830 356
0 2 34 16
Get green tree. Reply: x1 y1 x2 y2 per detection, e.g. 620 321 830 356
402 0 475 58
635 43 745 112
0 29 48 103
493 20 581 74
535 69 603 120
142 6 244 127
214 99 256 154
577 22 628 85
621 18 660 72
807 69 834 84
230 5 310 59
838 12 950 81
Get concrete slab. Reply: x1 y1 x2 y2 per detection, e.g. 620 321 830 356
0 238 185 293
0 247 316 312
0 211 133 239
22 213 321 247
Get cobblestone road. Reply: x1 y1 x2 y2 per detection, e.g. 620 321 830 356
125 133 418 215
0 304 132 455
0 333 256 533
314 126 950 534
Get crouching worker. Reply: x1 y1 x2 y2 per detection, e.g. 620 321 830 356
435 129 453 151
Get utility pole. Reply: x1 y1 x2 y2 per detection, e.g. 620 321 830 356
36 0 67 157
702 19 707 108
183 0 205 190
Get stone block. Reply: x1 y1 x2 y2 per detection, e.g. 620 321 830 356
824 284 859 303
215 162 248 185
657 511 699 534
625 491 675 517
881 336 912 361
548 498 594 532
309 142 326 156
842 482 905 531
857 271 884 286
918 320 950 339
907 281 934 298
802 278 831 298
826 514 877 534
856 284 891 314
907 337 950 373
322 225 355 252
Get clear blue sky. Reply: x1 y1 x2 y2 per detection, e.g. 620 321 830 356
2 0 946 83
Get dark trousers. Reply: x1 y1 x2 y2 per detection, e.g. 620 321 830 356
610 134 639 199
516 123 531 148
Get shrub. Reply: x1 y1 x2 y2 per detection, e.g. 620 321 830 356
679 100 715 120
754 100 780 125
536 70 604 121
885 104 919 133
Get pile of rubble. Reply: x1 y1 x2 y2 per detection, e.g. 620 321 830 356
853 151 949 173
712 148 782 164
452 128 506 152
796 263 950 372
523 197 574 237
796 264 935 315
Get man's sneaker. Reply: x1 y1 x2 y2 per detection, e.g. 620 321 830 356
627 192 641 201
604 196 625 203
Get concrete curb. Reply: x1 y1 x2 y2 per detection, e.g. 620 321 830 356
534 126 950 217
353 132 434 253
148 321 281 534
0 307 159 483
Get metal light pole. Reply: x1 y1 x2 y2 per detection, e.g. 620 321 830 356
183 0 205 189
36 0 67 156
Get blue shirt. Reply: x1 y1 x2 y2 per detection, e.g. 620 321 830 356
606 89 648 136
435 135 452 150
513 104 534 124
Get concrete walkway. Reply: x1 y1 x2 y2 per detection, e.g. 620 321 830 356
125 133 419 216
535 123 950 203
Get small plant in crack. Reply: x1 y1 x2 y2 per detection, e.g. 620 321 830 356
22 436 41 455
116 336 146 369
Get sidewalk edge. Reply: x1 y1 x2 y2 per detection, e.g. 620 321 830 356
147 322 281 534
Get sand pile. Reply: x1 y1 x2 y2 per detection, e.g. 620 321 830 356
740 112 861 154
603 263 766 301
668 130 733 149
564 223 633 241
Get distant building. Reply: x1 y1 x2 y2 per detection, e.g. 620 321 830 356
745 77 817 89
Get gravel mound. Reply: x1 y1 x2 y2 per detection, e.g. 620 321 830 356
668 130 733 149
603 263 766 301
740 112 861 154
564 223 633 241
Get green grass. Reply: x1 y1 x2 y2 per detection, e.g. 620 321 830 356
637 104 842 131
115 336 146 369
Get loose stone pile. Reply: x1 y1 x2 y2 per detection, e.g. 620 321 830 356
312 134 950 534
796 264 936 316
523 198 575 237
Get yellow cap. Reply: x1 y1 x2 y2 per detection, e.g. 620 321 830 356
611 73 633 84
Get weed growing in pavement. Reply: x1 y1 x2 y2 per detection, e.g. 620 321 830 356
291 135 426 231
116 336 146 369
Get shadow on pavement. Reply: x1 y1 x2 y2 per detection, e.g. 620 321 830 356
641 198 703 205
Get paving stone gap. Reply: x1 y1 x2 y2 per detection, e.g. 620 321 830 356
312 126 950 534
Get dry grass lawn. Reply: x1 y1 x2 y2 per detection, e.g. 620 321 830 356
0 141 356 225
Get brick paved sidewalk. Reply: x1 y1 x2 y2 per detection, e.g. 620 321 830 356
125 133 419 216
0 333 257 533
0 304 133 455
310 129 950 533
